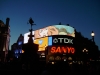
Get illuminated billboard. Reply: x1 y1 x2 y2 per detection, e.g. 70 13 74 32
48 35 75 46
34 25 75 39
48 46 75 54
33 35 75 51
46 45 75 62
24 25 75 51
24 31 34 43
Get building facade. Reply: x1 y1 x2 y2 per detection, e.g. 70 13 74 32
0 18 10 62
23 24 99 64
11 34 24 58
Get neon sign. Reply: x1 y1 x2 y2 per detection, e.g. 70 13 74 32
50 46 75 54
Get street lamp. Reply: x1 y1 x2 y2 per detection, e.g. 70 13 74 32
91 31 95 42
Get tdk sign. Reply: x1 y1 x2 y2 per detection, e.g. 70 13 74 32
53 38 73 44
48 35 74 46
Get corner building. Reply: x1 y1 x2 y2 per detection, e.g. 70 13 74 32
0 18 10 62
24 25 75 63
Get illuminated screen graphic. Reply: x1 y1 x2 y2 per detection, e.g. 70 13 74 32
24 31 34 43
34 25 75 39
24 25 75 51
34 37 48 51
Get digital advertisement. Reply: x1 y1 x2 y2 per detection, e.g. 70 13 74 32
23 25 75 51
34 25 75 39
24 25 75 43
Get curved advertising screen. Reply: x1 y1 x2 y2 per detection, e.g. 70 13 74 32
34 25 75 39
24 25 75 51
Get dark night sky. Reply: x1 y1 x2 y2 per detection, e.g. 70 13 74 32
0 0 100 50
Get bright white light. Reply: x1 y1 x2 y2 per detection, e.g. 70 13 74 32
24 31 34 43
91 32 95 36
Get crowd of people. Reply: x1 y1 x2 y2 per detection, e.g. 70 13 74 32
0 60 100 75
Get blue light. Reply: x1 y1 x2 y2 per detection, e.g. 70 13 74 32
20 50 22 53
48 37 52 46
18 41 22 45
17 56 18 58
15 50 18 53
17 50 18 53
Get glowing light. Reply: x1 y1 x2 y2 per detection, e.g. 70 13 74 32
64 59 66 61
15 50 18 53
18 41 22 45
41 56 45 57
68 57 72 60
82 48 88 52
20 50 22 53
52 62 54 64
22 50 24 53
91 31 95 36
55 56 61 60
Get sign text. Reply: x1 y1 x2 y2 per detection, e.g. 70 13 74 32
50 46 75 54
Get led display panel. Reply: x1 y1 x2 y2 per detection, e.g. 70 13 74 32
24 25 75 51
34 25 75 39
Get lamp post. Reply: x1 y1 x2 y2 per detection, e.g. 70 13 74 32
91 31 95 42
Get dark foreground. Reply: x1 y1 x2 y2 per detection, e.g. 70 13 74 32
0 61 100 75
